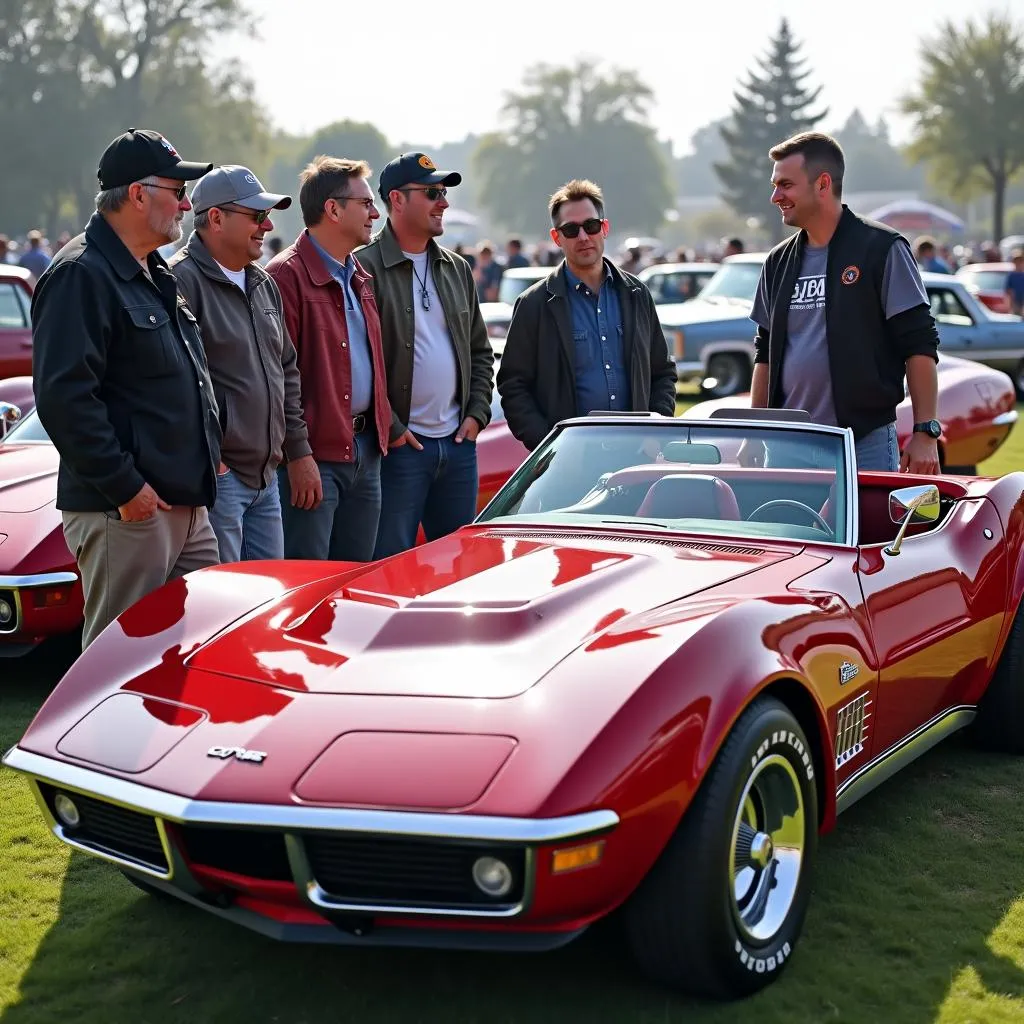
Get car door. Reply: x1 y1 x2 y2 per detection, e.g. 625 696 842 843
927 284 976 357
0 279 32 378
856 491 1007 755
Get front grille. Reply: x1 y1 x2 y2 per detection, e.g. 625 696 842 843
305 834 526 909
0 588 18 634
40 784 167 872
178 825 292 881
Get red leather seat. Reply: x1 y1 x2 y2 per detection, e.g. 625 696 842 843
636 474 741 520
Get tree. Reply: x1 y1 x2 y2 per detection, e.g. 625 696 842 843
832 110 924 193
472 59 672 235
902 13 1024 242
714 19 827 241
296 120 391 180
674 119 730 198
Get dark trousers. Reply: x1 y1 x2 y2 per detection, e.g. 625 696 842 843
373 431 478 559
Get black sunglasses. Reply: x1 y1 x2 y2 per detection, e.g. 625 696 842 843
144 182 188 201
556 218 604 239
400 186 448 201
330 193 377 210
219 205 272 226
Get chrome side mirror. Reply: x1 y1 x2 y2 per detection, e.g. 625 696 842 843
0 401 22 440
885 484 941 556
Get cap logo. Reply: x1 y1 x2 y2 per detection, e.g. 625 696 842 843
841 265 860 285
418 155 436 170
244 173 257 184
159 136 179 157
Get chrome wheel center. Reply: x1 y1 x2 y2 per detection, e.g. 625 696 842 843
749 831 774 868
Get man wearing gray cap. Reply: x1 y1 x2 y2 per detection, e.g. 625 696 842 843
169 165 320 562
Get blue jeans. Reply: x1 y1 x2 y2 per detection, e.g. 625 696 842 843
208 469 284 562
765 423 899 472
278 433 382 561
854 423 900 471
373 431 479 559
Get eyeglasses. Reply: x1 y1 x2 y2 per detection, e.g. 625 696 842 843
556 218 604 239
218 205 272 226
330 194 377 210
400 186 448 201
144 182 188 201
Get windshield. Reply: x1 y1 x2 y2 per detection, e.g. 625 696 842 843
3 409 50 444
479 420 849 545
962 270 1008 292
498 271 546 306
699 262 764 305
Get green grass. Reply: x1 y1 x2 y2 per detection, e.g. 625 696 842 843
3 408 1024 1023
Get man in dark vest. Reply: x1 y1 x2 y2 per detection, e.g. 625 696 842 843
743 131 940 473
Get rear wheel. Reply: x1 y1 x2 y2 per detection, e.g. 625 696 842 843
702 354 750 399
1013 361 1024 402
973 601 1024 753
624 696 818 997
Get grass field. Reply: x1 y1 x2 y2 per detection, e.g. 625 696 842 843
2 405 1024 1023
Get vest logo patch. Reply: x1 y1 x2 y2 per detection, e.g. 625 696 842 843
841 265 860 285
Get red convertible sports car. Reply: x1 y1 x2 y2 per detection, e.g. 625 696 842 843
6 413 1024 998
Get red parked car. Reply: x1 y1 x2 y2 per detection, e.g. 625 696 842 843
0 264 34 379
956 262 1014 314
7 413 1024 998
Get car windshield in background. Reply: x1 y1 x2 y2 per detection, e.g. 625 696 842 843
498 270 546 306
962 270 1008 292
3 409 50 444
479 420 850 545
699 261 764 305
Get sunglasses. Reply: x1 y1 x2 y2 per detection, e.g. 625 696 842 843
400 186 448 201
219 205 272 226
330 194 377 210
556 218 604 239
144 182 188 201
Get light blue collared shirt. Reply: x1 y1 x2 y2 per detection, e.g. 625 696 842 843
307 232 373 415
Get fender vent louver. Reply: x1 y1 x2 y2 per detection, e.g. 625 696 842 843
483 530 764 556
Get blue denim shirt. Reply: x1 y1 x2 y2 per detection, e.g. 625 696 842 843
307 233 373 414
564 262 627 415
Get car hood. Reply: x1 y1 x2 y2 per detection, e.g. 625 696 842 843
658 297 753 328
186 529 797 699
0 443 59 513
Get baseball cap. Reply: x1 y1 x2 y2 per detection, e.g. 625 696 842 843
190 165 292 215
98 129 212 190
378 153 462 202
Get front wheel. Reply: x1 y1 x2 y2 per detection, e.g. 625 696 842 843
625 695 818 998
701 354 750 399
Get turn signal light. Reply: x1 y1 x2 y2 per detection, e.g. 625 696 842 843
32 586 73 609
551 840 605 875
673 330 686 360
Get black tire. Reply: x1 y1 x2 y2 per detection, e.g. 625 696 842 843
973 601 1024 753
624 695 818 998
1013 362 1024 403
701 354 750 399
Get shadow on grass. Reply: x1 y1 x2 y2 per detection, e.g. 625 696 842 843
6 738 1024 1024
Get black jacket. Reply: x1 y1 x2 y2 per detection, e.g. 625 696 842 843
754 205 939 440
31 214 221 511
497 259 677 450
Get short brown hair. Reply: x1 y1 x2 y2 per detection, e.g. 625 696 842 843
548 179 605 224
299 156 371 227
769 132 845 198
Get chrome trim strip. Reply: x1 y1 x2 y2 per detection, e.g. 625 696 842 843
3 747 620 843
836 705 976 814
992 410 1018 427
0 571 79 589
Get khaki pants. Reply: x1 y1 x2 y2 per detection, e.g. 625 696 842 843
62 506 220 649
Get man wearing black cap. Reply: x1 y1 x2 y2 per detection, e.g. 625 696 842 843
169 165 319 563
31 128 222 649
356 152 494 558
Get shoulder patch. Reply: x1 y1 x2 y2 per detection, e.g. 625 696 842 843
841 265 860 285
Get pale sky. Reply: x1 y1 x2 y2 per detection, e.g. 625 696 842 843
222 0 1024 154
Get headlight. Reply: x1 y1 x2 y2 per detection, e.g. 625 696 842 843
53 793 81 828
472 856 513 897
0 598 13 625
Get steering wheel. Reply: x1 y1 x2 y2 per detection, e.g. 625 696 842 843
746 499 833 536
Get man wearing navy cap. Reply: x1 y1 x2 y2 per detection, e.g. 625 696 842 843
32 128 222 648
169 166 319 563
356 152 494 558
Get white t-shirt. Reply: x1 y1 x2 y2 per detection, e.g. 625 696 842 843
215 259 248 292
404 250 460 437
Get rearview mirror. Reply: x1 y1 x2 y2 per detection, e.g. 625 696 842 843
0 401 22 440
885 484 941 556
661 441 721 465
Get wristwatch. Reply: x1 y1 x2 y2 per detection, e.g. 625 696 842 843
913 419 941 439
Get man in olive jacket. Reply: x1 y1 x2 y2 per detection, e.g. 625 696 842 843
498 178 677 452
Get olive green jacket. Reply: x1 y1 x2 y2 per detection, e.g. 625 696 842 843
356 221 493 439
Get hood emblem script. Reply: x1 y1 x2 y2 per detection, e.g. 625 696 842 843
207 745 267 764
839 661 860 685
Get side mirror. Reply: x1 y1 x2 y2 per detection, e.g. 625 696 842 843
885 484 941 555
0 401 22 440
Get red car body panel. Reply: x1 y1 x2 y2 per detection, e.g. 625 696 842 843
0 266 33 380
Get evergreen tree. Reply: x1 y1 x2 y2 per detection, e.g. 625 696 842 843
714 20 827 241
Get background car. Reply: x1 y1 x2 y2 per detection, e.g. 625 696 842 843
497 266 548 306
638 262 719 304
0 265 34 380
683 351 1018 474
956 262 1014 314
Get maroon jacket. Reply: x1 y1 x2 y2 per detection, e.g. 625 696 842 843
266 232 391 461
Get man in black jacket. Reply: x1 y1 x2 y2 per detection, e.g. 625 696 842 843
744 132 940 473
32 129 222 648
497 178 677 453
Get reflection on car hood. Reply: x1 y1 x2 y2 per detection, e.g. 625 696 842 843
657 297 754 328
0 442 59 513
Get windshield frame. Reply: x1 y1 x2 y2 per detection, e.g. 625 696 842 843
476 415 858 548
1 408 50 445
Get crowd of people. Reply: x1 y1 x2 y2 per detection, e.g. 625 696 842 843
25 126 949 651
